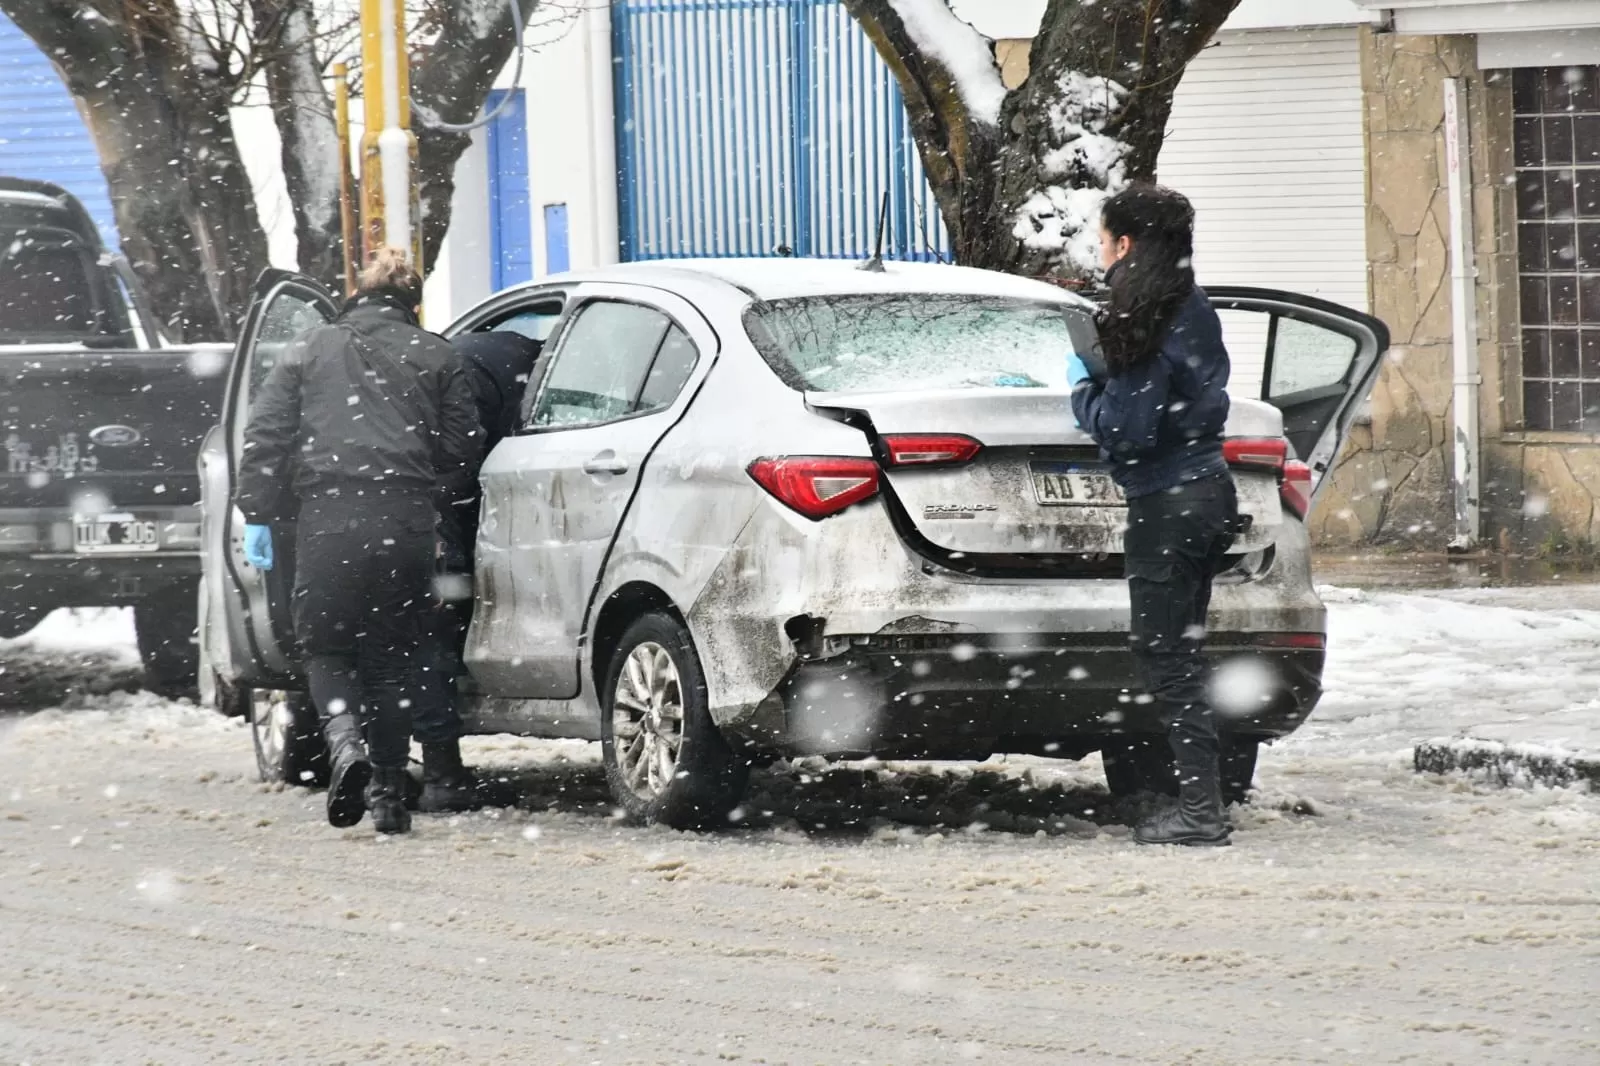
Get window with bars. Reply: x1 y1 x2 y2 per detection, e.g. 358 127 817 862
1515 66 1600 431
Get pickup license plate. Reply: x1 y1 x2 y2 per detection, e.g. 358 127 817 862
74 513 160 554
1030 463 1125 507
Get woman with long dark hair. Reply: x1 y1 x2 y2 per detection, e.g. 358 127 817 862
1069 184 1240 847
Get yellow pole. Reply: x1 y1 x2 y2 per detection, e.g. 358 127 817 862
358 0 421 271
333 62 357 297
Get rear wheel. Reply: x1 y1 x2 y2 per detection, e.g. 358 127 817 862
1101 735 1259 807
600 612 749 829
250 688 329 788
136 580 200 699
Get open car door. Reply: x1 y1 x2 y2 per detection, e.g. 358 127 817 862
216 270 338 680
1208 288 1390 507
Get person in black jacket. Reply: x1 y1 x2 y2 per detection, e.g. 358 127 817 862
411 330 544 813
1070 185 1241 847
235 248 481 834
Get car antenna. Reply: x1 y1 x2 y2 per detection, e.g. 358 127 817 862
858 191 890 273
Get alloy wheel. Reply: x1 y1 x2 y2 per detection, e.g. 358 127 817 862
611 642 685 799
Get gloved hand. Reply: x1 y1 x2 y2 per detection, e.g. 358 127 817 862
1066 353 1094 388
243 524 274 571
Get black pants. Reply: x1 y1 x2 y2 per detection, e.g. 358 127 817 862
293 494 436 770
1123 475 1240 784
413 598 468 745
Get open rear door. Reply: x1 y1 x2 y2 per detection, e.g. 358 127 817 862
1208 287 1389 507
217 270 337 679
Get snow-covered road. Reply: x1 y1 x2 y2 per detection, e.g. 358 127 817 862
1 591 1597 1064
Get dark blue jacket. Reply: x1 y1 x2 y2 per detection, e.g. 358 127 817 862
1071 286 1231 499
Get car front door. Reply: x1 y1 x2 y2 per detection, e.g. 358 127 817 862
1208 288 1390 504
466 284 714 699
214 270 337 679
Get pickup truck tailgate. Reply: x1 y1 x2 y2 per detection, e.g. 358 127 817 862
1 348 224 510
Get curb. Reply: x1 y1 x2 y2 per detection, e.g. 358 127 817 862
1414 738 1600 791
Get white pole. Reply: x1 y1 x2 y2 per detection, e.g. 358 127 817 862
1443 77 1481 551
376 0 412 254
587 2 621 266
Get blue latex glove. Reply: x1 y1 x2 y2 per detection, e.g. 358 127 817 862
243 524 274 571
1066 353 1093 388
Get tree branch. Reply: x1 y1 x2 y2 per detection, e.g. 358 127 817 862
841 0 1005 260
409 0 543 271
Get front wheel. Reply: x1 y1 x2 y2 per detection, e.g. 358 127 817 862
600 613 749 829
250 688 329 788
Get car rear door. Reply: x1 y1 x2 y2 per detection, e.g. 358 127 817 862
466 283 715 699
215 270 337 678
1208 287 1390 503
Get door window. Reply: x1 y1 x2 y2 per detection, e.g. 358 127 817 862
492 304 563 343
529 301 674 428
249 291 330 395
637 325 699 412
1266 317 1360 401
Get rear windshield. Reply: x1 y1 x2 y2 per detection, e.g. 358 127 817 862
744 293 1097 393
0 237 113 341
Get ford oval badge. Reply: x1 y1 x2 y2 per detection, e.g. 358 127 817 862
89 424 142 447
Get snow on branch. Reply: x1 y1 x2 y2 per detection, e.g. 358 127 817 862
884 0 1005 126
1013 71 1131 275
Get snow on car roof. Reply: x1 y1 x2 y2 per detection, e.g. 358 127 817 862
599 258 1096 308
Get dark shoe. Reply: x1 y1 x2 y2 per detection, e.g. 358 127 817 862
1134 771 1232 847
323 714 371 829
368 766 412 835
419 739 489 813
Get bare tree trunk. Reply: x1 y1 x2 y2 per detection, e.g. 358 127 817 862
252 0 344 290
2 0 272 341
411 0 543 270
846 0 1239 280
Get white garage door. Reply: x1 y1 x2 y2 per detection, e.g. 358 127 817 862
1160 27 1368 396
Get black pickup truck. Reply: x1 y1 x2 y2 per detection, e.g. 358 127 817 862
0 178 226 694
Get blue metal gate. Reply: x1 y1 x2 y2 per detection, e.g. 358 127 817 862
612 0 951 263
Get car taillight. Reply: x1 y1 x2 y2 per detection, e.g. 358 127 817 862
880 433 982 467
1222 436 1288 472
747 457 881 520
1281 460 1313 519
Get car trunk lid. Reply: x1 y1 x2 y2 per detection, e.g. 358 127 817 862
807 388 1285 569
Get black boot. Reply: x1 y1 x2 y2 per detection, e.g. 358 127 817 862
1134 765 1232 847
418 739 489 814
368 766 412 835
323 713 372 829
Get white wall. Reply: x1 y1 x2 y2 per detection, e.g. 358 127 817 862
521 4 617 279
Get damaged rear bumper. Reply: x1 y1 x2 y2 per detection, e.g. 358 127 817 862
724 633 1323 759
685 499 1327 760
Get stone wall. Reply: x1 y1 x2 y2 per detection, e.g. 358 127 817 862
1316 29 1600 552
1310 31 1492 547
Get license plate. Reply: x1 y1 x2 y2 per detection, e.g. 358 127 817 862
73 513 160 553
1030 463 1125 507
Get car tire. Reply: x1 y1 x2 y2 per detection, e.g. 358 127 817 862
250 688 329 788
136 580 200 700
1102 735 1260 807
600 612 749 830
